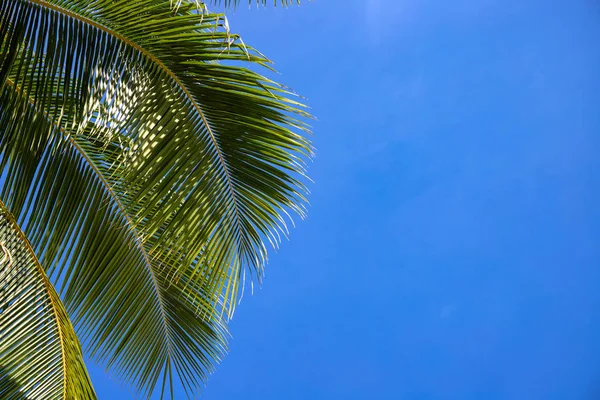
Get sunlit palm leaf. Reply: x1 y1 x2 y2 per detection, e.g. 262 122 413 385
0 202 96 400
0 0 311 397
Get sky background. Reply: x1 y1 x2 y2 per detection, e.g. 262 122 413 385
88 0 600 398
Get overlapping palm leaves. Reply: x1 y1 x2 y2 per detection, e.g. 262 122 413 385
0 0 311 398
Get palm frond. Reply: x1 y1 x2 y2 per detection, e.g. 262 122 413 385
0 0 312 397
0 202 96 400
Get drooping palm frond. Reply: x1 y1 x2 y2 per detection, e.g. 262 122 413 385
0 0 311 397
0 201 96 400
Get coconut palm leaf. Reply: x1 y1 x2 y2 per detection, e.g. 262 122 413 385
0 0 311 397
0 201 96 400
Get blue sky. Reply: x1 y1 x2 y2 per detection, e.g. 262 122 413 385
88 0 600 398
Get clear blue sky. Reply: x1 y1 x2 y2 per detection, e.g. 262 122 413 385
88 0 600 398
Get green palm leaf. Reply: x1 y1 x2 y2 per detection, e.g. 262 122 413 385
0 0 311 397
0 201 96 400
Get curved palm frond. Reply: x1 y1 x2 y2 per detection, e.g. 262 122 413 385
0 202 96 400
0 0 312 397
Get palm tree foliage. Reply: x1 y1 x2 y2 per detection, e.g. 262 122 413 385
0 0 311 398
0 202 96 399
